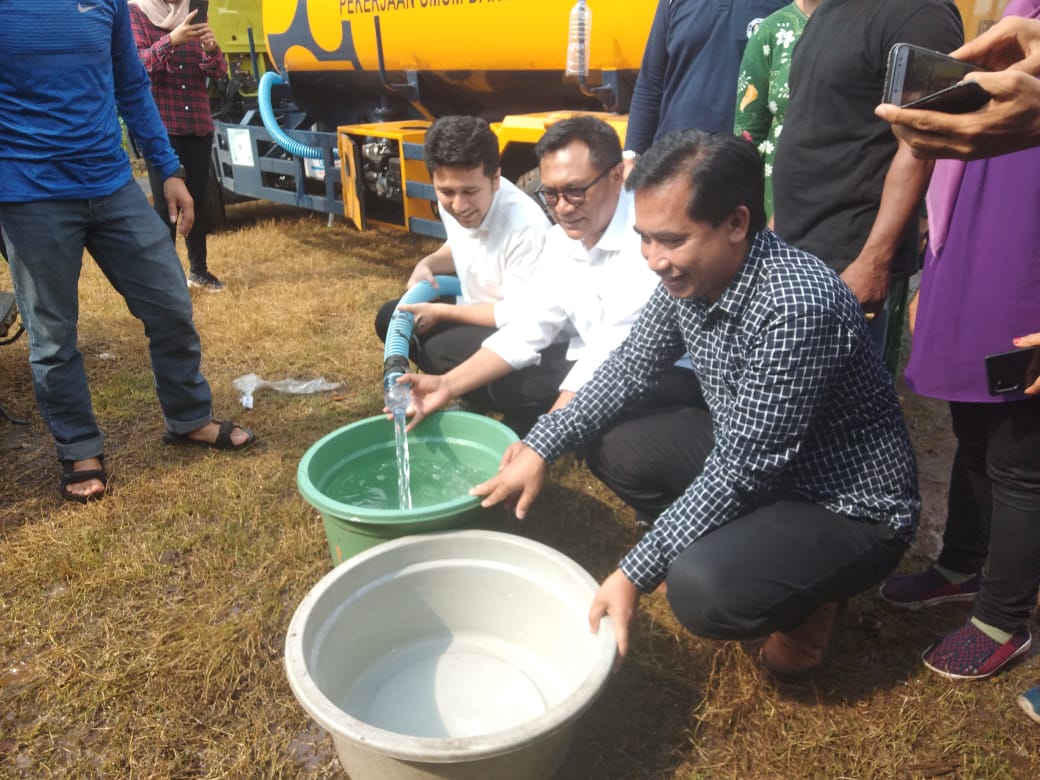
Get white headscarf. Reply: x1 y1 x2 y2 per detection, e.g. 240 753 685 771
129 0 190 31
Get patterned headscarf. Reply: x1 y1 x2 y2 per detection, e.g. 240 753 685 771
129 0 191 31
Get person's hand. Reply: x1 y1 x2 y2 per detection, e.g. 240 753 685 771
397 301 445 335
1012 331 1040 395
839 254 890 317
547 390 575 413
952 16 1040 74
622 156 637 182
588 569 641 665
386 372 454 430
163 176 194 236
873 18 1040 161
198 25 219 52
877 70 1040 160
907 289 920 337
469 442 547 519
169 10 206 46
406 259 439 290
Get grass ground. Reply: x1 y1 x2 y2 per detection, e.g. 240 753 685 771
1 202 1037 779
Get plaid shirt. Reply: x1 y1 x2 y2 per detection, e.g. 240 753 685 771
129 5 227 136
525 230 920 592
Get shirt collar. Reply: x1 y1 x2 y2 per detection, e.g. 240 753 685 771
551 189 635 262
592 189 635 254
705 229 769 319
461 183 505 237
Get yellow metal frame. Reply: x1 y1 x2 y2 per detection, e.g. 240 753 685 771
338 112 630 233
491 111 629 157
337 120 437 233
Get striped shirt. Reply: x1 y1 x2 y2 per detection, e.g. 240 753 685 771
525 229 920 591
129 4 227 136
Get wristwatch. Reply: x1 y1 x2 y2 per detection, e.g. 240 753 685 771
622 150 640 161
169 165 187 180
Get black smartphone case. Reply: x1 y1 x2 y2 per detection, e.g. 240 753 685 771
985 347 1040 395
902 80 991 114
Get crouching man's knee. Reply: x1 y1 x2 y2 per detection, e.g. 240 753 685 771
664 546 775 641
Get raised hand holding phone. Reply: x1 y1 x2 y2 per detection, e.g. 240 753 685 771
170 4 216 50
876 19 1040 160
882 43 991 112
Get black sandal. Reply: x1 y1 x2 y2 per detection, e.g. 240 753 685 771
59 456 108 504
162 420 256 451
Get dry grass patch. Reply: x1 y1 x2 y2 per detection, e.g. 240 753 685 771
1 202 1037 779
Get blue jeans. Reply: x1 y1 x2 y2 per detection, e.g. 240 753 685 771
0 181 212 461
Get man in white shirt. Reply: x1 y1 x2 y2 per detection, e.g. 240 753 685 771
374 116 560 433
396 116 661 429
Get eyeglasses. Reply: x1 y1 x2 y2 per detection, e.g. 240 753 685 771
535 166 612 207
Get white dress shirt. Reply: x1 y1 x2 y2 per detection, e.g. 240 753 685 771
441 178 551 327
482 189 660 392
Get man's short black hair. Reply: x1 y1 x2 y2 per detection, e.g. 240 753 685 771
424 115 500 178
626 129 767 237
533 115 623 172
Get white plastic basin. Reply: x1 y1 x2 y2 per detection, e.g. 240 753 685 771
284 530 616 779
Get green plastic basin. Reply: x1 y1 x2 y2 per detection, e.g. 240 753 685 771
297 411 518 564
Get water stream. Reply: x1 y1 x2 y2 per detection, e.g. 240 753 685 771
392 407 413 510
384 373 414 510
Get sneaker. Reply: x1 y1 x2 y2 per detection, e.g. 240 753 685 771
878 567 980 609
1016 685 1040 725
187 271 224 292
922 621 1031 680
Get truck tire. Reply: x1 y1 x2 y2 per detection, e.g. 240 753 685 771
205 161 227 232
515 167 555 223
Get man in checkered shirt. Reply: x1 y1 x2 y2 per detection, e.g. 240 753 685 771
473 129 920 679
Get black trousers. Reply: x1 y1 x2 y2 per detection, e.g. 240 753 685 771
585 366 711 520
375 297 574 435
586 368 907 639
145 133 213 275
936 398 1040 633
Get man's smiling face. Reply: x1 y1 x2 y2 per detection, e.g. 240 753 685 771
634 176 750 302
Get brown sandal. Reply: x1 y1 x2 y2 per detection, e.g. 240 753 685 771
760 601 841 682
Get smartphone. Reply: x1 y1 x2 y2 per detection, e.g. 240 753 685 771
985 346 1040 395
901 80 991 114
883 43 990 111
189 0 208 24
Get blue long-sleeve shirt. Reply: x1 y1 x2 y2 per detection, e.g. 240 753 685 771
525 230 920 592
624 0 787 153
0 0 180 203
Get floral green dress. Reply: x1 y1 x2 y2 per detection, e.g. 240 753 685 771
734 2 809 220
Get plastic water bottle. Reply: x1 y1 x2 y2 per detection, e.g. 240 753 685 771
565 0 591 77
383 372 412 415
382 355 412 413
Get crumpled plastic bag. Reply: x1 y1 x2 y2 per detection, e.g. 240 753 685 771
233 373 342 409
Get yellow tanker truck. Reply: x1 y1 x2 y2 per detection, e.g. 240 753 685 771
210 0 1011 237
213 0 654 237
